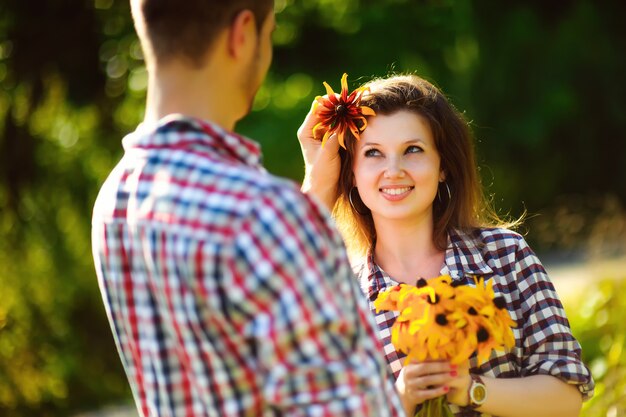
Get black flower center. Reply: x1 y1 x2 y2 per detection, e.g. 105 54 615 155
335 104 347 116
468 307 478 315
416 278 428 288
427 294 440 305
477 326 489 342
493 296 506 309
435 314 448 326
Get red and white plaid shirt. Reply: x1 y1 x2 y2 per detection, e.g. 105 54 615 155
91 115 404 417
357 227 595 416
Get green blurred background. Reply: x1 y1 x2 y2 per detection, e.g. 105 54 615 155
0 0 625 416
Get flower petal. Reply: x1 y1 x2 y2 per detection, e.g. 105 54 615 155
340 73 349 101
354 116 368 132
361 106 376 116
312 122 327 140
315 96 329 107
321 129 332 147
349 123 360 141
323 81 336 97
337 126 346 149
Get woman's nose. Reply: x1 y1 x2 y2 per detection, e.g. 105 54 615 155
383 158 406 179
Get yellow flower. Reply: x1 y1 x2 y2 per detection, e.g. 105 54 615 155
455 277 495 310
374 274 516 367
373 285 403 313
492 295 516 348
392 320 416 355
455 277 517 364
312 73 376 148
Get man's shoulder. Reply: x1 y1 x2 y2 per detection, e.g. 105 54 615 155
242 173 335 233
226 167 309 208
168 158 332 242
169 163 316 237
92 148 313 231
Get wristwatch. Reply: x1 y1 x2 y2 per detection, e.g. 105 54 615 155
467 374 487 409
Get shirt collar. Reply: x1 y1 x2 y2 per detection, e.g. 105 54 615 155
442 229 493 280
364 250 387 302
122 114 262 168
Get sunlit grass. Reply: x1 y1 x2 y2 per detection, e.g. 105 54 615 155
561 276 626 417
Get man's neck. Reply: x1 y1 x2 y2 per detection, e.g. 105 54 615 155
142 59 241 132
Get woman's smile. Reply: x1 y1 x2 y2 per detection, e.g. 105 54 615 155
379 185 415 201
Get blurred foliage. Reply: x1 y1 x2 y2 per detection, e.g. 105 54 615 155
568 278 626 417
528 194 626 262
0 0 624 415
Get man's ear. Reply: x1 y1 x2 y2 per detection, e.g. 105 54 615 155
227 9 256 59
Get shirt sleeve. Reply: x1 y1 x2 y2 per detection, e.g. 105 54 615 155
229 184 404 416
515 236 595 400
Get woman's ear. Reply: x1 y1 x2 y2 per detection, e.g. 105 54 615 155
439 169 446 182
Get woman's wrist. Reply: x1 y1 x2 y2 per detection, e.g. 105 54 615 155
395 380 419 416
394 372 415 409
301 172 338 211
446 373 472 407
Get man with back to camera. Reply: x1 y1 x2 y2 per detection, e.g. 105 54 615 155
91 0 404 416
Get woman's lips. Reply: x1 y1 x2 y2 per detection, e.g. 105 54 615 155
379 186 414 201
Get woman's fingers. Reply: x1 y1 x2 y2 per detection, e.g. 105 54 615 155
297 99 321 146
397 361 459 406
403 360 454 379
402 381 451 405
406 372 454 392
317 132 340 162
297 99 328 173
416 385 451 401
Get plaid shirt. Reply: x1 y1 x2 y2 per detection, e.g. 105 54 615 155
357 227 595 416
91 115 404 417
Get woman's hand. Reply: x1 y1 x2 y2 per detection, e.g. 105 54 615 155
296 100 341 211
445 362 471 407
395 361 457 414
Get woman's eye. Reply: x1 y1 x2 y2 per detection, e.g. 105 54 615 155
406 145 423 154
364 149 381 157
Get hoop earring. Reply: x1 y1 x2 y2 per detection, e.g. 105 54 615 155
437 182 452 204
349 187 369 215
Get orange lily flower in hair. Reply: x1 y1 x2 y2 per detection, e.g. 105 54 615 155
312 73 376 149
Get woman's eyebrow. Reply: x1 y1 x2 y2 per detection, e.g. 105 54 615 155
361 138 425 147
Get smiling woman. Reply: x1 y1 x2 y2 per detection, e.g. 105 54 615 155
297 74 595 417
330 75 512 259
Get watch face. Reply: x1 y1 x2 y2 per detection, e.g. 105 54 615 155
472 383 487 404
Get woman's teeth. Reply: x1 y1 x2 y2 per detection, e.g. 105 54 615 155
381 187 412 195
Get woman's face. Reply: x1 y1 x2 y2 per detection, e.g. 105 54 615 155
352 110 444 225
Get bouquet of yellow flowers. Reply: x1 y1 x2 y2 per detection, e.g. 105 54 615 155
374 275 516 417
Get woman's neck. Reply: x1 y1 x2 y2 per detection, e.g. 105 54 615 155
372 215 445 284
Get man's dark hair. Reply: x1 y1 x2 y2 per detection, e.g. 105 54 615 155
136 0 273 66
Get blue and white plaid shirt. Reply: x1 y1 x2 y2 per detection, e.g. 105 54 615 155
356 227 594 416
